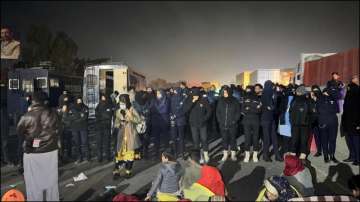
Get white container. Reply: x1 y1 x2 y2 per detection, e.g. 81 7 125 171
249 69 280 86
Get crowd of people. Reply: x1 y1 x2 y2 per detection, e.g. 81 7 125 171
1 72 359 201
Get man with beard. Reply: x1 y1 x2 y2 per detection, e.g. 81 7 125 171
217 85 241 162
95 94 114 162
70 97 90 164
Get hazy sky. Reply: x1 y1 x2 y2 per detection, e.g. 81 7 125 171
2 1 359 84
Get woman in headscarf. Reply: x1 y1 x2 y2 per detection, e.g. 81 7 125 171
256 175 299 201
113 94 142 178
282 155 314 196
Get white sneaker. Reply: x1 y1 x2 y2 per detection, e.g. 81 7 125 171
243 151 250 163
203 151 210 163
231 150 237 161
200 152 205 164
221 150 228 162
253 151 259 163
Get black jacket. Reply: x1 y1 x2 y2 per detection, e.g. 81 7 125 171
216 96 241 129
241 93 261 123
183 97 212 127
317 93 338 125
95 101 114 127
289 95 311 126
341 82 360 135
17 103 61 153
69 103 89 130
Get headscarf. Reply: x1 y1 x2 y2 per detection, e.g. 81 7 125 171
283 155 305 176
264 176 297 201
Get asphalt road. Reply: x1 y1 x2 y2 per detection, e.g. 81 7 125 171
1 123 359 201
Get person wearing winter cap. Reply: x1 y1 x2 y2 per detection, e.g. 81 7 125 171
289 85 311 160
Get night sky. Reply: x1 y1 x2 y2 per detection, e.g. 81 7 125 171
2 1 359 84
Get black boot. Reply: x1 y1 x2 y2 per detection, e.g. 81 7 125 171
343 156 353 162
314 152 322 157
330 155 339 163
324 154 329 163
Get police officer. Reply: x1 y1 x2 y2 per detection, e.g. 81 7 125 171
170 87 187 158
58 103 73 163
70 97 90 164
95 94 114 162
317 87 340 163
241 85 262 163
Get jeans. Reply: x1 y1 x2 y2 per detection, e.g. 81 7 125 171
243 121 260 151
97 127 111 161
170 125 185 157
320 118 338 156
290 126 309 154
72 129 90 161
261 120 279 157
220 126 238 151
190 125 208 151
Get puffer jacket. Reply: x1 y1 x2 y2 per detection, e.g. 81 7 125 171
241 92 262 123
69 103 89 130
17 103 61 154
183 97 212 127
216 96 241 129
147 161 183 197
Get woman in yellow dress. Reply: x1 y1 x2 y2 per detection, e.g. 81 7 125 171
113 94 142 178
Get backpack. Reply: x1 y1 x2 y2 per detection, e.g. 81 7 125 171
290 97 309 126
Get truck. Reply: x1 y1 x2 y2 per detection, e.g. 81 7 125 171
303 48 359 87
83 63 146 117
294 52 336 85
249 69 280 86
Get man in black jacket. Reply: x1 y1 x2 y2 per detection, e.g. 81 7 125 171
70 97 90 164
17 91 61 201
95 94 114 162
341 75 360 165
183 88 212 163
217 85 241 162
241 85 262 163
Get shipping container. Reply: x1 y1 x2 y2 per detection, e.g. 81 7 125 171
249 69 280 86
303 48 359 86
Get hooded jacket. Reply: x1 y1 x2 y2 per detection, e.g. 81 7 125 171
289 95 311 126
183 95 212 127
147 161 183 197
17 103 61 153
341 82 360 135
261 80 277 122
216 87 241 129
241 90 262 123
317 89 339 125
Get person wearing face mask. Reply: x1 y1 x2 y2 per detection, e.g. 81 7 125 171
241 85 262 163
289 85 311 160
317 86 341 163
95 94 114 162
216 85 241 162
150 90 170 159
310 85 322 157
113 94 142 178
69 97 90 164
261 80 282 162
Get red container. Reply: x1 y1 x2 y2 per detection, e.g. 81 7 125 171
303 48 359 86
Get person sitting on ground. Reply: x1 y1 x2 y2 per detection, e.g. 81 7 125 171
182 149 226 201
348 174 360 200
256 175 300 201
282 154 314 196
145 149 183 201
